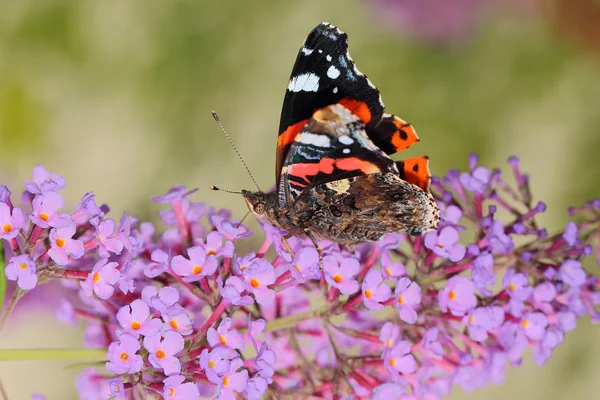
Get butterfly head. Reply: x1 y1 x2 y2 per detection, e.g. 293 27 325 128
242 190 267 215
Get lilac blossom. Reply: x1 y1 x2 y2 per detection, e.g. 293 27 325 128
0 158 599 399
323 255 360 295
30 192 68 228
394 277 421 323
143 331 185 376
5 254 38 290
0 202 24 240
24 165 66 194
48 224 85 266
80 258 120 299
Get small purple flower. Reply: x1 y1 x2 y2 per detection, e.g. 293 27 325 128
24 165 66 194
520 312 548 341
372 383 407 400
199 347 231 376
472 251 495 293
242 259 276 305
486 220 515 254
245 316 267 352
206 358 249 398
116 299 161 338
203 231 234 258
246 375 269 400
380 251 407 279
362 269 391 310
211 215 253 241
379 322 400 350
0 203 24 240
163 375 200 400
90 217 125 257
143 331 185 376
207 317 245 351
163 309 194 336
80 258 121 299
106 333 143 374
503 269 532 301
142 286 182 316
424 226 466 262
57 299 77 326
152 185 197 205
464 306 503 342
394 277 421 324
145 249 170 278
5 254 38 290
559 259 586 287
71 192 103 223
288 247 321 283
171 246 218 282
443 204 463 225
562 222 578 246
323 255 360 295
48 224 85 266
30 192 69 228
383 341 417 375
107 378 125 398
219 276 253 306
438 275 476 317
255 343 277 380
459 166 491 193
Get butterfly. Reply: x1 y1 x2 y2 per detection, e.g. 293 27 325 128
241 22 439 246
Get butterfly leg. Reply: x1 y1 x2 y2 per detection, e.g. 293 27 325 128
281 233 295 258
303 229 324 263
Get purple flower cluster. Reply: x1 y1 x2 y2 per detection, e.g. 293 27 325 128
1 156 599 399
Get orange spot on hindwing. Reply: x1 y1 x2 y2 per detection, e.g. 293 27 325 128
396 156 431 191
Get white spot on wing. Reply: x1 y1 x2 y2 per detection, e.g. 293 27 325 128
327 65 341 79
343 148 351 154
339 135 354 145
333 87 338 93
297 133 331 148
318 49 323 53
288 73 320 92
301 47 314 56
326 55 332 62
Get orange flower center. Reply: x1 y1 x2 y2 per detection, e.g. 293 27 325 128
18 262 28 271
219 335 227 345
508 283 516 292
386 338 393 348
169 388 176 398
240 265 247 271
156 349 166 360
333 274 343 283
192 265 203 274
208 360 216 369
250 277 260 288
397 295 404 305
130 321 141 330
92 272 101 283
389 358 396 367
448 290 456 301
56 238 66 248
119 352 129 362
294 264 302 272
207 249 216 256
40 212 49 222
469 315 475 325
170 319 179 329
223 376 230 387
522 319 529 329
385 267 392 277
1 223 12 233
364 289 373 299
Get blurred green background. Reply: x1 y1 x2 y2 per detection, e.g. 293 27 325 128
1 0 599 398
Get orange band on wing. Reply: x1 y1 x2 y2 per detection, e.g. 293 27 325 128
390 117 419 151
397 156 431 191
278 119 310 149
338 98 372 124
335 157 380 174
288 158 336 183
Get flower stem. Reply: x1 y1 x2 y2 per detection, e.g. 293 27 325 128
0 348 106 361
0 288 24 335
264 305 328 333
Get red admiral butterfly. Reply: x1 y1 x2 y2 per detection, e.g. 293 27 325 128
238 23 440 245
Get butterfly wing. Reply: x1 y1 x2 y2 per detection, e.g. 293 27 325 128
276 22 385 186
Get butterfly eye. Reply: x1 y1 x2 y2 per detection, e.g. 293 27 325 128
254 203 265 214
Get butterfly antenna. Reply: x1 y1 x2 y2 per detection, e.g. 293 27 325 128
209 185 243 195
212 111 262 192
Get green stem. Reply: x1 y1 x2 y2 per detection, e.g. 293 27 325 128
0 348 106 361
264 305 328 333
